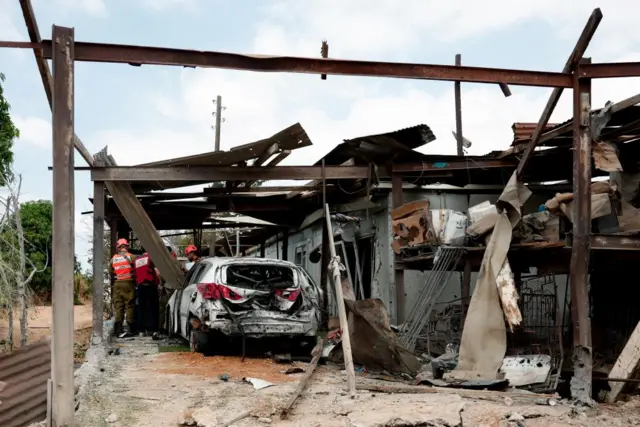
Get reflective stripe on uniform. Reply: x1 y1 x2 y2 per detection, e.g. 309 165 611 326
112 253 133 281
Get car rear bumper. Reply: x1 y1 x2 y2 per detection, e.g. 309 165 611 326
204 310 318 337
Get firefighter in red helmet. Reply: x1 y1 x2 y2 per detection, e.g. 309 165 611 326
184 244 200 272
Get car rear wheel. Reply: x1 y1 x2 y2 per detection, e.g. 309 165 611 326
188 316 210 353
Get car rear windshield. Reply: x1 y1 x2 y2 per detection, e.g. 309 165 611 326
225 264 295 290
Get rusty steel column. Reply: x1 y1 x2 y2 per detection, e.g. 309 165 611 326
51 24 75 427
392 173 405 323
569 58 593 404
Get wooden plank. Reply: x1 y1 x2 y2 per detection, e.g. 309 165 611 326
91 165 371 182
280 339 325 419
51 24 76 427
92 181 105 343
356 384 555 402
95 149 186 290
605 320 640 402
516 8 602 179
105 181 185 289
325 204 356 397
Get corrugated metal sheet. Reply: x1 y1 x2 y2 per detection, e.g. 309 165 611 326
512 122 559 143
319 124 436 166
0 339 50 427
128 122 313 192
141 122 312 167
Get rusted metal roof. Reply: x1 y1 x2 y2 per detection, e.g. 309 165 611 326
141 122 311 168
0 339 50 427
512 122 559 143
317 124 435 166
127 123 312 192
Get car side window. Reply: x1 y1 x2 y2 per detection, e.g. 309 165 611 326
192 264 210 284
185 264 202 285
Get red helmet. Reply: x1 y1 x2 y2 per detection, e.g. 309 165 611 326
185 244 197 255
116 238 129 247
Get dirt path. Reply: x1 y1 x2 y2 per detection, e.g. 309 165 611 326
0 304 94 358
73 337 640 427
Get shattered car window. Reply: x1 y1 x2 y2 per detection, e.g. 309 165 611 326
225 264 295 290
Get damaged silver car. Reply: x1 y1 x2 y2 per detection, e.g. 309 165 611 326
166 257 322 352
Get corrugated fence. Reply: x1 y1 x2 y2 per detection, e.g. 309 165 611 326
0 339 51 427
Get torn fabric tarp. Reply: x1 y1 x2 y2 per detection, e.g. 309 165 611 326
445 171 531 382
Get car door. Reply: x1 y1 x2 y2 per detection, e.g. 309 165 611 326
178 262 205 336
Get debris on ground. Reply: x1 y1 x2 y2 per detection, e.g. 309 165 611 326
244 377 275 390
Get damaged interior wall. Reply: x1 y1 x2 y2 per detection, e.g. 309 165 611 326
259 188 574 334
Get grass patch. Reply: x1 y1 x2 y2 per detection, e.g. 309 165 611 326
158 344 190 353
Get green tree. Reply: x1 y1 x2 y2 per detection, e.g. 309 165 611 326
19 200 53 295
0 73 18 184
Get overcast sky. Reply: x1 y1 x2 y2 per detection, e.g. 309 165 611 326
1 0 640 268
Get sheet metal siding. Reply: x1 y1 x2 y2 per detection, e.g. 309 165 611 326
0 339 50 427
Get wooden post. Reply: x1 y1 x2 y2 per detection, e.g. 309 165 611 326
260 239 266 258
92 181 105 344
569 58 593 404
392 173 405 323
51 24 75 427
324 204 356 397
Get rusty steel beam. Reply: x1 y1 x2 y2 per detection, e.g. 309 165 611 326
568 59 593 405
91 165 372 181
51 25 76 427
516 8 602 180
7 40 572 88
579 61 640 79
17 0 95 167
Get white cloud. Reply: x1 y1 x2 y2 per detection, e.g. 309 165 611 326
13 116 51 148
53 0 108 18
140 0 199 12
253 1 639 60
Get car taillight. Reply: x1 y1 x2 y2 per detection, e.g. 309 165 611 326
196 283 242 301
275 289 301 302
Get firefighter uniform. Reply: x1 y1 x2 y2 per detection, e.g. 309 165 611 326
134 252 160 333
109 240 137 335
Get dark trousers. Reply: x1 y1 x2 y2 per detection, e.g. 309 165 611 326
136 283 159 332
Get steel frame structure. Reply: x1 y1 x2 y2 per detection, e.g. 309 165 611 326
5 3 640 423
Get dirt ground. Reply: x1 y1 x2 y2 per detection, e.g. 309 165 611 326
74 336 640 427
0 304 94 361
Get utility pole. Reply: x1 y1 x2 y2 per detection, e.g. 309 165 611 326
212 95 226 151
